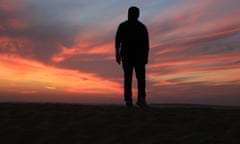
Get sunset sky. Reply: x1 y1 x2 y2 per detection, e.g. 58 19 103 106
0 0 240 106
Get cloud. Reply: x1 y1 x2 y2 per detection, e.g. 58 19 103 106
0 0 240 105
0 54 121 96
0 0 88 63
146 0 240 91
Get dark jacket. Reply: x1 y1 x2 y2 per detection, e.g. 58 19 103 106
115 20 149 64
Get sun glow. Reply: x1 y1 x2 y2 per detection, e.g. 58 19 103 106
0 55 121 95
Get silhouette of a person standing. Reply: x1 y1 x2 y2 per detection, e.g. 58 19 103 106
115 6 149 107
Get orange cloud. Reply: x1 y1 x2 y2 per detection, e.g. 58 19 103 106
148 51 240 86
0 54 121 96
51 35 113 63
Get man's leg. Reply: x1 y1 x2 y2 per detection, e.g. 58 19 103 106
135 64 147 106
123 62 133 106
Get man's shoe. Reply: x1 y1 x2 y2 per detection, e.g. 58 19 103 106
136 101 150 108
126 101 133 107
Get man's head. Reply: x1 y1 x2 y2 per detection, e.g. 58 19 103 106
128 6 139 21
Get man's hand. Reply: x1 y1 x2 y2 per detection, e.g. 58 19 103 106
145 59 148 64
116 54 121 65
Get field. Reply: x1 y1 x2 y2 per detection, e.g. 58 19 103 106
0 103 240 144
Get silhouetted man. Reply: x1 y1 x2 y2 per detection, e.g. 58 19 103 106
115 6 149 107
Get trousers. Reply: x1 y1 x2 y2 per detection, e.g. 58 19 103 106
122 62 146 102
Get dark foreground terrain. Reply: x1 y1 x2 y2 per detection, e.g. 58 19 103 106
0 103 240 144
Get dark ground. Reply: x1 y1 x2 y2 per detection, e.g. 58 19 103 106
0 103 240 144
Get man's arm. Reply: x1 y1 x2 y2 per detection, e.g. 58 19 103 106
115 25 121 64
144 26 149 64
